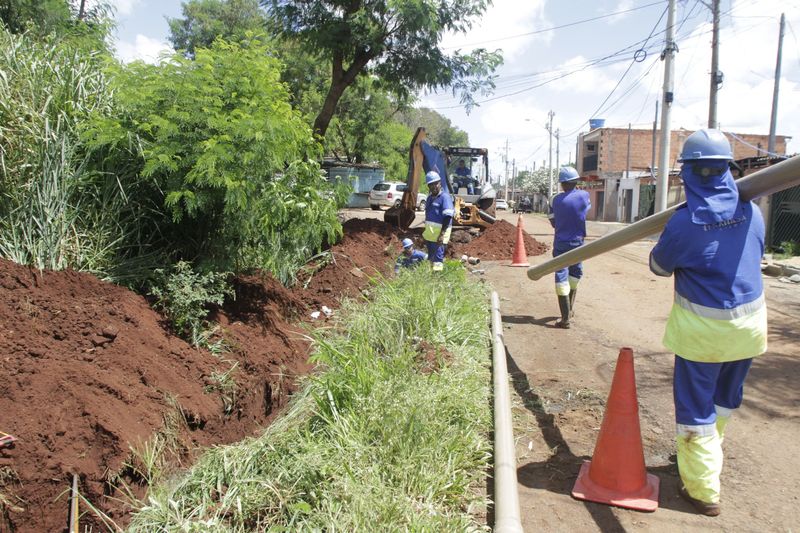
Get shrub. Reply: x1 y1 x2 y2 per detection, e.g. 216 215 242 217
85 35 350 284
149 261 234 344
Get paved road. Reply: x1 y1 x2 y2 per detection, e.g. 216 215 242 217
485 211 800 532
341 206 800 530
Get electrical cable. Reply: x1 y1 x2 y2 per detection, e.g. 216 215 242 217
559 4 670 138
442 0 666 51
725 131 788 158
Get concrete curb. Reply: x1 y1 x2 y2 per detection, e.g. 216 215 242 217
763 261 800 278
490 292 524 533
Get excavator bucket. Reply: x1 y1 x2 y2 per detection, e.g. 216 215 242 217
385 127 427 230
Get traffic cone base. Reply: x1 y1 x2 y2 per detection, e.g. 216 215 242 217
572 461 660 512
570 347 660 512
511 214 530 267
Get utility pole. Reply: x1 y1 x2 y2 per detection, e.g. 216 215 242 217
626 123 632 180
768 13 785 155
546 111 555 197
511 159 517 204
504 139 510 202
555 129 561 175
656 0 677 213
651 100 659 177
708 0 721 128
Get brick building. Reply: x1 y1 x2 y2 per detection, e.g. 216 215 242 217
575 126 791 222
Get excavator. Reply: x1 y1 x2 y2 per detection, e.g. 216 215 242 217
384 127 497 230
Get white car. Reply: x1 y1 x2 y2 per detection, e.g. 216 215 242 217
496 199 509 210
369 182 427 210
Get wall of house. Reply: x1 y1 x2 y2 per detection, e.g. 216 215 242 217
578 128 789 176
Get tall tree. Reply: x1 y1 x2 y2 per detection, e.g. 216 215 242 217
263 0 502 138
167 0 266 57
0 0 71 35
398 107 469 147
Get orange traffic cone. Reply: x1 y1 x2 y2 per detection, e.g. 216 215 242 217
511 214 530 267
571 347 660 511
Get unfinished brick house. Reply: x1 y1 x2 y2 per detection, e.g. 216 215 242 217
575 125 790 223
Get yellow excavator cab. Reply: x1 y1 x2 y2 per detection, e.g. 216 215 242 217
385 127 496 230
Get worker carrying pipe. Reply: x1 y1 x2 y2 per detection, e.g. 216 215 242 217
649 129 767 517
548 166 591 328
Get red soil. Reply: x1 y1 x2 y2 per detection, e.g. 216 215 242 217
297 218 407 310
450 219 549 260
0 262 308 532
0 216 544 532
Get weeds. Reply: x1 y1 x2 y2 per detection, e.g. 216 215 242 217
774 240 800 259
149 261 234 345
128 265 492 531
118 395 189 490
205 361 240 416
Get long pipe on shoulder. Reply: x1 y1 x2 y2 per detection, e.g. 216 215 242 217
527 155 800 281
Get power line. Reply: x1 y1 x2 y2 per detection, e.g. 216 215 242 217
428 33 669 109
560 4 670 138
426 5 706 108
442 0 666 50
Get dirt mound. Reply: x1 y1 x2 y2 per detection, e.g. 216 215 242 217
0 261 309 533
450 219 549 260
296 218 408 310
0 215 523 531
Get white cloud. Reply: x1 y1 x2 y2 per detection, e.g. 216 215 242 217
663 0 800 151
79 0 142 17
420 0 800 162
115 34 172 64
607 0 636 23
440 0 549 61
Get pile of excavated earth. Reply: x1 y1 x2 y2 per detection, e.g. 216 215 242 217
0 217 546 532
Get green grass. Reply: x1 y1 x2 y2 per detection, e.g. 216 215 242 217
773 240 800 260
127 263 492 531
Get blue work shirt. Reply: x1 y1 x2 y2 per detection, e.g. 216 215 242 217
455 166 471 177
395 249 428 273
650 192 767 362
550 189 590 243
423 191 455 243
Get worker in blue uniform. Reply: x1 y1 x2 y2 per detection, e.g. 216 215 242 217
454 159 475 194
649 129 768 517
394 238 428 274
422 171 454 272
549 167 591 328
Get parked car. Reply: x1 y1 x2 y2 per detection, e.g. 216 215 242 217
496 199 508 210
369 182 426 210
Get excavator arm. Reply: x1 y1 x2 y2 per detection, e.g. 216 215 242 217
384 127 428 230
385 126 495 230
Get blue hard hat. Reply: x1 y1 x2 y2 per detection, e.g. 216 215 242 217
558 167 580 183
678 129 733 162
425 171 441 184
401 238 413 249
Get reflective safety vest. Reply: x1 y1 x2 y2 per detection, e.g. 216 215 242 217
650 201 767 362
423 191 454 243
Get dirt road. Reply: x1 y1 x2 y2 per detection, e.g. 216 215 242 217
486 211 800 532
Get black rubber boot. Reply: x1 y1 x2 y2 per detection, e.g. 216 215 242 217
556 295 571 329
568 288 577 318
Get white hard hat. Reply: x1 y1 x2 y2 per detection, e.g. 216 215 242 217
425 171 441 184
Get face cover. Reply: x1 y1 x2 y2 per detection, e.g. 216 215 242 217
680 161 740 225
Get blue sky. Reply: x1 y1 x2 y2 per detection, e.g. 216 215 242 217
104 0 800 179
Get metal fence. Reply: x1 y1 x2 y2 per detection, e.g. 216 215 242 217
769 184 800 251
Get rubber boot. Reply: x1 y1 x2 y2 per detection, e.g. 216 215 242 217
556 295 571 329
568 288 577 318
